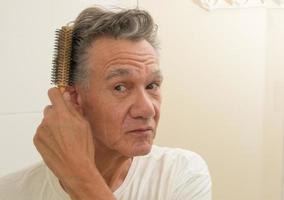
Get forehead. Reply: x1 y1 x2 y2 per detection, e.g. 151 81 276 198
86 37 159 72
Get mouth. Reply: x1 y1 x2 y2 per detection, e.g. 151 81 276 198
127 127 153 136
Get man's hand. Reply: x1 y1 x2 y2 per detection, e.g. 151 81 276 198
33 88 114 200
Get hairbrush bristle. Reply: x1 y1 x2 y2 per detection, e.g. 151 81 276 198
51 26 73 88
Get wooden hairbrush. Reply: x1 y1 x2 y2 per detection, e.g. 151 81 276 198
51 25 73 93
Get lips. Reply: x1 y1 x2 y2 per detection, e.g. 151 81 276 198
127 127 153 135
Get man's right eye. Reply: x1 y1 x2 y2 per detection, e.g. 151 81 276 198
114 85 127 92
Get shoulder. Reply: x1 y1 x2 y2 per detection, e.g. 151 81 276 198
138 145 211 184
0 162 47 199
143 145 212 199
146 145 209 173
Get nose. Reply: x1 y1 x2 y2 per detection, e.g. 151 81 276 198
130 89 156 119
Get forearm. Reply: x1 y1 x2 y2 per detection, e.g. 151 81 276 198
34 89 115 199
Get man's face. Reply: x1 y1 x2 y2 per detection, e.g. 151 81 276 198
77 37 162 157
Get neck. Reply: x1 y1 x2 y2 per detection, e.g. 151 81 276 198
94 141 132 191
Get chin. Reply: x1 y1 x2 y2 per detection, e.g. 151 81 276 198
130 142 153 157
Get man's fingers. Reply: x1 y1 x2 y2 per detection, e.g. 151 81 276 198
48 87 83 118
43 105 52 117
48 87 68 112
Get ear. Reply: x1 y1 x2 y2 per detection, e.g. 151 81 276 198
65 85 83 107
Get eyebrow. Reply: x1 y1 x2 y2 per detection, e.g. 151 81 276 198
105 68 131 80
105 68 163 81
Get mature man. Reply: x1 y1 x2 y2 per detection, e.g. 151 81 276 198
0 6 211 200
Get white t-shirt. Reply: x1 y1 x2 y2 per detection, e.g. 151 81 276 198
0 146 211 200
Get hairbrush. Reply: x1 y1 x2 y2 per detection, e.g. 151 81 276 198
51 25 73 93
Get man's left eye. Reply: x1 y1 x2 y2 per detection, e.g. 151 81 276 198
114 85 127 92
146 83 160 90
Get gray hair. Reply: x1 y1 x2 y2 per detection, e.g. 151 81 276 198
70 6 159 88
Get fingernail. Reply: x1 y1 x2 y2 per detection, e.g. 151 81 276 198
63 92 71 101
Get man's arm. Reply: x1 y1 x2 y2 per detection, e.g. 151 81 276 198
33 87 115 200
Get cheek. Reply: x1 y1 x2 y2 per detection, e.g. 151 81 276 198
107 102 131 129
91 101 130 137
98 103 132 147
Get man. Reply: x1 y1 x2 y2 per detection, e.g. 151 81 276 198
0 6 211 200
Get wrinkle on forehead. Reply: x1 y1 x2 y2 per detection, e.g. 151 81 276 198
103 59 159 82
104 52 158 67
102 52 159 74
87 37 159 71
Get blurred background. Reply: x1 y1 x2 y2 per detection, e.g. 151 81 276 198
0 0 283 200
